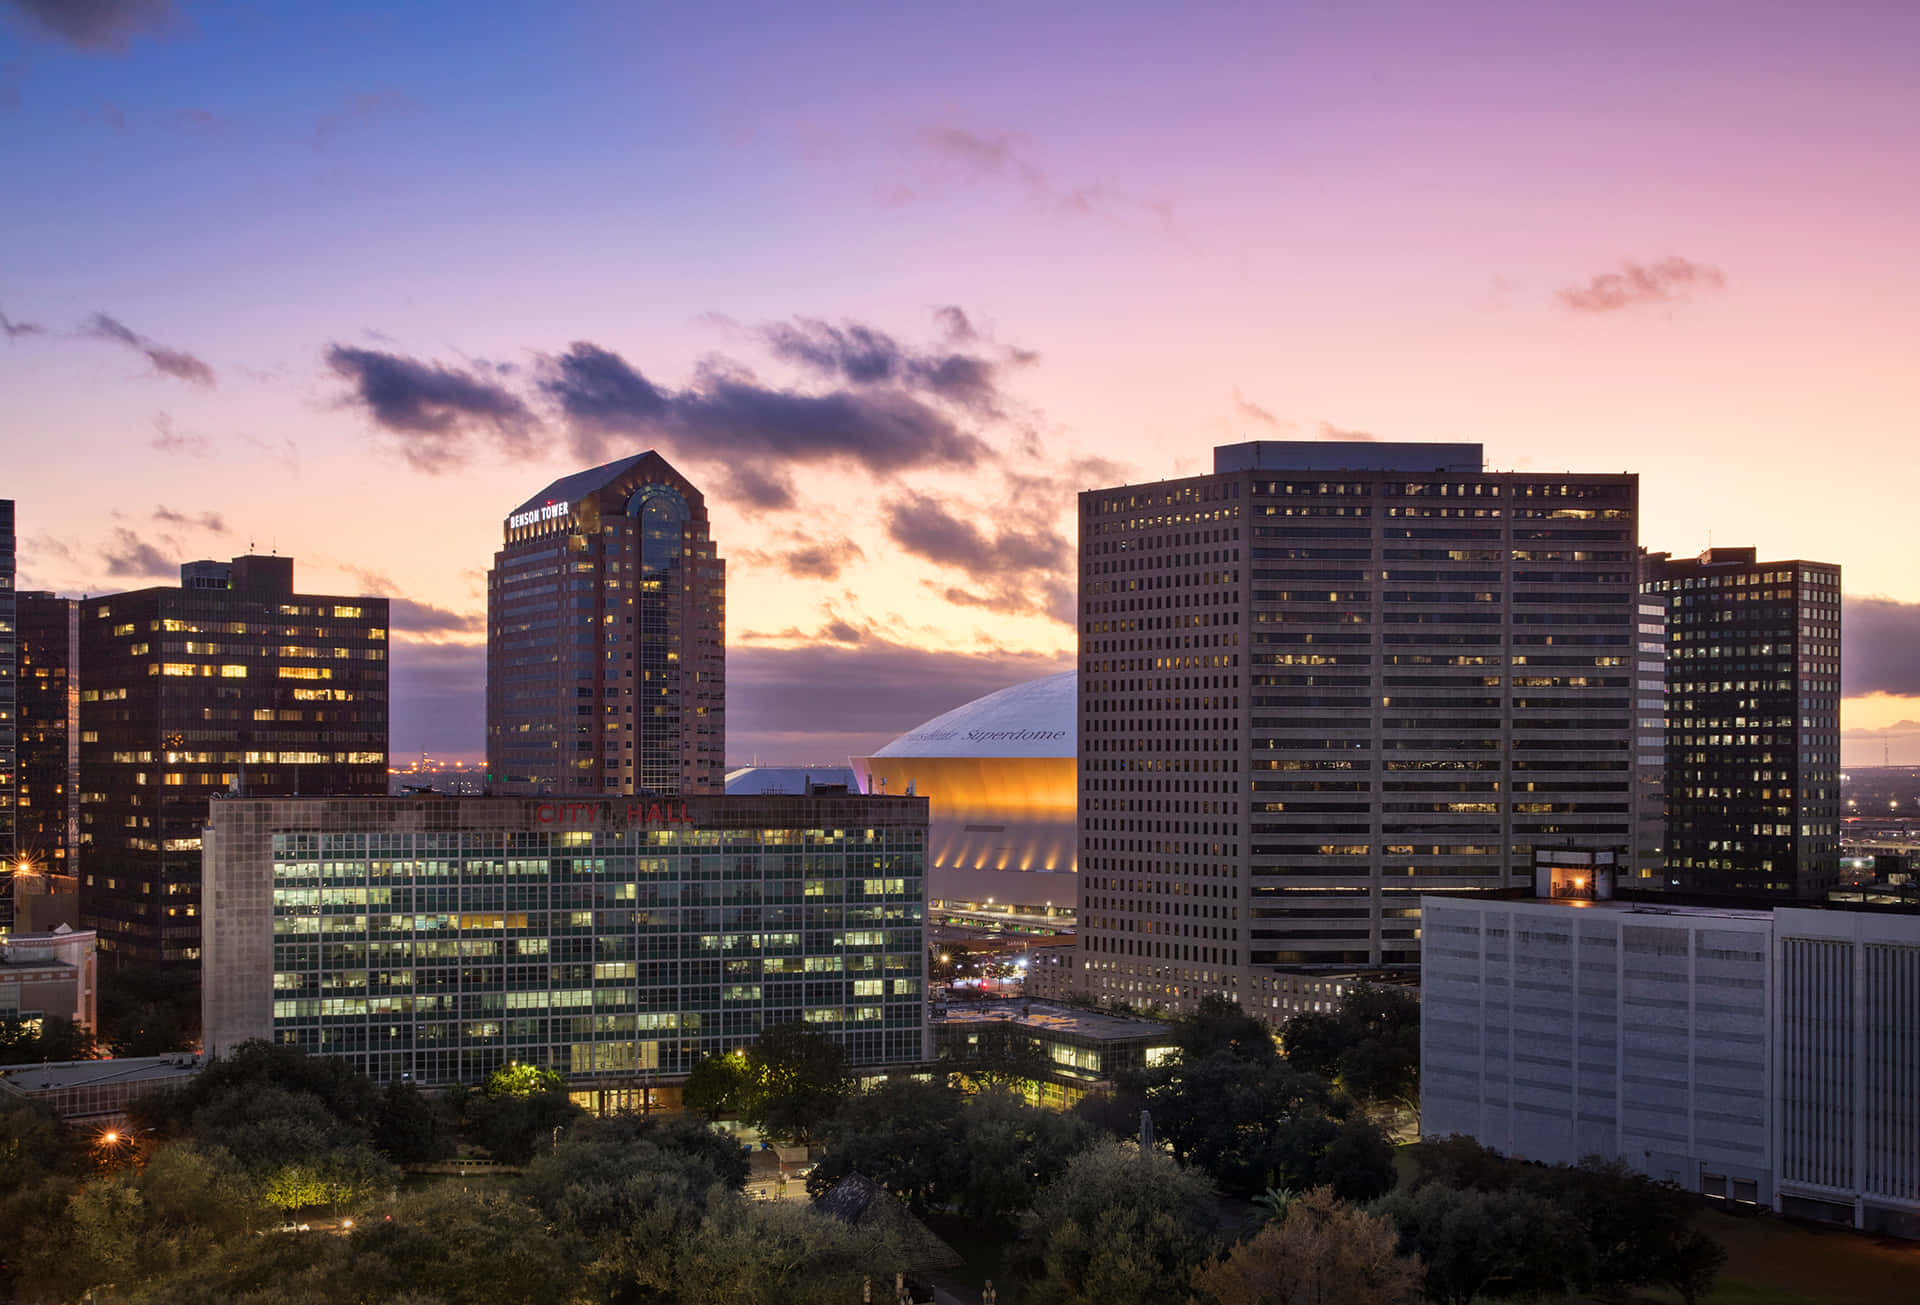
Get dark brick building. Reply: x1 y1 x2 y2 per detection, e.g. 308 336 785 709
79 555 389 966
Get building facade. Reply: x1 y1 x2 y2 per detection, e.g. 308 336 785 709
487 452 725 798
79 556 389 967
0 925 99 1031
202 794 930 1100
17 593 79 889
1076 441 1638 1017
1422 894 1920 1237
0 500 16 932
1641 548 1842 901
854 671 1077 921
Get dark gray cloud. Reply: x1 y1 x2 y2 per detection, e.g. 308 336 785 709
885 490 1074 624
542 340 994 488
345 568 483 638
737 536 866 582
149 412 211 457
390 641 484 760
1844 595 1920 698
757 316 1014 415
5 0 175 50
85 312 216 386
1557 257 1727 314
726 637 1071 765
152 505 224 533
1 308 43 337
917 125 1179 233
99 528 173 580
326 344 540 472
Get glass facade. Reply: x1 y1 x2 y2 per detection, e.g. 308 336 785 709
262 819 927 1084
0 501 15 933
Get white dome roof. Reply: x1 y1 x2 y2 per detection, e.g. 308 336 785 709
870 671 1076 759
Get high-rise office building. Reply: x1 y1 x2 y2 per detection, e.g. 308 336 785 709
0 500 15 933
1640 547 1842 901
1630 597 1666 885
17 592 79 887
487 452 725 798
79 555 389 967
1077 441 1639 1018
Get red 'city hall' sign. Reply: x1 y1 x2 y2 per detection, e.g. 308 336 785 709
530 800 694 827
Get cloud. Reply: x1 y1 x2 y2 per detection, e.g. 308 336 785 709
169 106 220 134
344 567 482 639
1556 257 1727 314
99 528 174 580
1845 596 1920 698
313 90 417 150
885 490 1074 624
738 535 866 582
916 125 1179 233
149 412 211 457
85 312 216 386
1319 420 1379 442
542 340 994 489
326 344 540 472
726 637 1071 764
1233 390 1283 429
4 0 176 51
2 307 45 337
758 316 1015 415
152 505 225 533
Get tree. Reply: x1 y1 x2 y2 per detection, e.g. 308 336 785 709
683 1050 751 1120
1372 1184 1591 1305
1020 1138 1217 1305
462 1082 583 1165
1280 985 1420 1113
1177 993 1281 1065
807 1078 964 1211
98 963 199 1056
948 1088 1097 1225
1191 1186 1423 1305
1143 1051 1330 1197
0 1014 100 1061
1265 1115 1397 1205
741 1022 851 1145
1653 1227 1727 1305
371 1078 456 1164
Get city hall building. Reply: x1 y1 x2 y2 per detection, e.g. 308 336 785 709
202 794 931 1105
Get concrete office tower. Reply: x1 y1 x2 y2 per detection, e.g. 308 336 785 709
487 452 725 798
1641 548 1842 901
1631 598 1667 885
78 556 389 967
16 593 80 889
1078 441 1638 1018
0 502 13 933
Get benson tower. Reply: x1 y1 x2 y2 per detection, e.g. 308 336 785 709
487 452 725 797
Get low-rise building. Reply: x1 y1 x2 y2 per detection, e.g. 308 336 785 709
0 1053 202 1125
202 793 931 1113
0 924 98 1032
933 998 1176 1108
1422 894 1920 1237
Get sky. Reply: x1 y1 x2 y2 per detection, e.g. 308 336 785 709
4 0 1918 767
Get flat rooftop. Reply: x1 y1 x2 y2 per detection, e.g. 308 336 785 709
0 1055 203 1094
936 1000 1173 1042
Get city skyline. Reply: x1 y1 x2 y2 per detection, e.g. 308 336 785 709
4 1 1919 765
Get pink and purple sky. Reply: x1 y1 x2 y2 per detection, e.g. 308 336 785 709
4 0 1918 765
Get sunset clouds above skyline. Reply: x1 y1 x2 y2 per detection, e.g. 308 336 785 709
5 0 1918 764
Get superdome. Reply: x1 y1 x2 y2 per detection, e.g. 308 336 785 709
872 671 1075 761
854 671 1078 921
